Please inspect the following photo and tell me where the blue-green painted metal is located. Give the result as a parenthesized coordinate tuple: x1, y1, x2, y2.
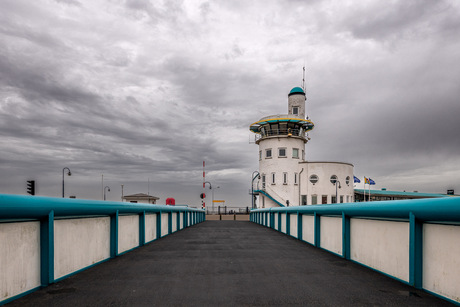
(157, 211, 162, 238)
(354, 189, 450, 199)
(168, 212, 172, 235)
(342, 212, 350, 260)
(297, 213, 302, 241)
(250, 197, 460, 304)
(0, 194, 203, 220)
(40, 210, 54, 286)
(139, 211, 145, 246)
(314, 212, 320, 247)
(110, 211, 118, 258)
(0, 194, 204, 305)
(409, 212, 423, 288)
(254, 190, 285, 207)
(289, 87, 305, 95)
(286, 213, 290, 236)
(250, 197, 460, 222)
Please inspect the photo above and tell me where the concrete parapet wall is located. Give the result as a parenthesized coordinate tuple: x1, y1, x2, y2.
(250, 197, 460, 304)
(0, 222, 40, 303)
(54, 217, 111, 280)
(0, 194, 204, 304)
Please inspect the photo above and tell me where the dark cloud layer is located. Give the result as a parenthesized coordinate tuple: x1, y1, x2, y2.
(1, 0, 460, 206)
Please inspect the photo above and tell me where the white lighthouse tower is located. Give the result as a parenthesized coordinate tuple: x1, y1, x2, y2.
(250, 87, 314, 207)
(250, 86, 354, 208)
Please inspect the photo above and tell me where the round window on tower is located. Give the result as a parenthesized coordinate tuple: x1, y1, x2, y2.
(346, 176, 350, 185)
(330, 175, 338, 184)
(309, 174, 318, 184)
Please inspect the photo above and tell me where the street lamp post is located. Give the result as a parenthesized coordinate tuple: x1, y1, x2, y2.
(62, 167, 71, 198)
(104, 186, 110, 201)
(335, 180, 341, 204)
(212, 186, 220, 214)
(204, 181, 211, 213)
(251, 171, 260, 209)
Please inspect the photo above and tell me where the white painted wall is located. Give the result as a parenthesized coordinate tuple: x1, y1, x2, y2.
(145, 214, 157, 242)
(302, 215, 315, 244)
(274, 213, 279, 230)
(172, 213, 177, 232)
(320, 217, 342, 256)
(350, 218, 409, 282)
(280, 213, 286, 233)
(54, 217, 110, 280)
(290, 214, 298, 238)
(161, 213, 168, 237)
(118, 215, 139, 254)
(300, 162, 354, 205)
(0, 222, 40, 302)
(423, 224, 460, 303)
(259, 137, 305, 207)
(179, 212, 183, 230)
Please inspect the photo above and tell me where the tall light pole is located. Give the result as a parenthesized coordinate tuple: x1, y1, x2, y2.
(104, 186, 110, 201)
(335, 180, 341, 204)
(62, 167, 71, 198)
(212, 186, 220, 214)
(251, 171, 260, 209)
(121, 184, 124, 202)
(204, 181, 211, 213)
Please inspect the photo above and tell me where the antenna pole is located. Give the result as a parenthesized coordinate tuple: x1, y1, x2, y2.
(302, 65, 306, 91)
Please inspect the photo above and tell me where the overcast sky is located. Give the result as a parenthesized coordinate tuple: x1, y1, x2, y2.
(1, 0, 460, 207)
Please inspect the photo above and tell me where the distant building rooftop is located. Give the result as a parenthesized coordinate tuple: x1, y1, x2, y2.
(123, 193, 159, 204)
(354, 189, 454, 202)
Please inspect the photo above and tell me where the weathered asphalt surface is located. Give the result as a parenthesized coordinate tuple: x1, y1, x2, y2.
(7, 221, 453, 306)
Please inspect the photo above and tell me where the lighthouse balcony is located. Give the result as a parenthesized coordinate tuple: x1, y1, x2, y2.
(254, 128, 306, 142)
(259, 114, 303, 121)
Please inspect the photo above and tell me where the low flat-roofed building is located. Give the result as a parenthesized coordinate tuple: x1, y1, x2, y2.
(122, 193, 159, 204)
(354, 189, 454, 202)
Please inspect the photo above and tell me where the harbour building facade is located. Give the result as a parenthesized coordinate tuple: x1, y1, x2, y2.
(250, 87, 354, 208)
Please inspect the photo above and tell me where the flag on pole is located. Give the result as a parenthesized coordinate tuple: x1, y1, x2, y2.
(368, 178, 376, 185)
(353, 176, 361, 183)
(364, 177, 369, 184)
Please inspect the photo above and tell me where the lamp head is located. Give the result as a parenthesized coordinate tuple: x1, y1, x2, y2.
(67, 171, 72, 176)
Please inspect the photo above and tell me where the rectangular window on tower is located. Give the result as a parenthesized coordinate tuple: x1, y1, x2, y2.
(259, 150, 262, 160)
(266, 149, 272, 159)
(294, 172, 298, 185)
(301, 195, 307, 206)
(292, 106, 299, 115)
(278, 148, 286, 157)
(262, 174, 266, 189)
(292, 148, 299, 159)
(271, 172, 276, 185)
(283, 172, 288, 185)
(312, 195, 318, 205)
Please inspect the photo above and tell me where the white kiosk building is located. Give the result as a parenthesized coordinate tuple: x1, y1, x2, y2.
(250, 87, 354, 208)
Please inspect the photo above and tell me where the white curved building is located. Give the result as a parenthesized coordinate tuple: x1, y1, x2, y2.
(250, 87, 354, 208)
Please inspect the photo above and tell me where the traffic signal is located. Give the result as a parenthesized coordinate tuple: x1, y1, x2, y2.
(27, 180, 35, 195)
(200, 193, 206, 199)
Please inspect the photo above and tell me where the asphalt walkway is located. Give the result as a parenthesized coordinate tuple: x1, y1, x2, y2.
(7, 221, 453, 306)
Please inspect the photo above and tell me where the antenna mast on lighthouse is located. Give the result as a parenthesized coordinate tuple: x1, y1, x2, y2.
(302, 65, 306, 92)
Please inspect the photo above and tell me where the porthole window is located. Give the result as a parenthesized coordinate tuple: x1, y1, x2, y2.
(309, 174, 318, 184)
(330, 175, 338, 184)
(346, 176, 350, 185)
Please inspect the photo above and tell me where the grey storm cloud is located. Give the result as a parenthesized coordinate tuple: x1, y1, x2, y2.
(1, 0, 460, 205)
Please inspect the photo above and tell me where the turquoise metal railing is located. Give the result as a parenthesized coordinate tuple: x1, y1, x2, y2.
(0, 194, 205, 305)
(250, 197, 460, 305)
